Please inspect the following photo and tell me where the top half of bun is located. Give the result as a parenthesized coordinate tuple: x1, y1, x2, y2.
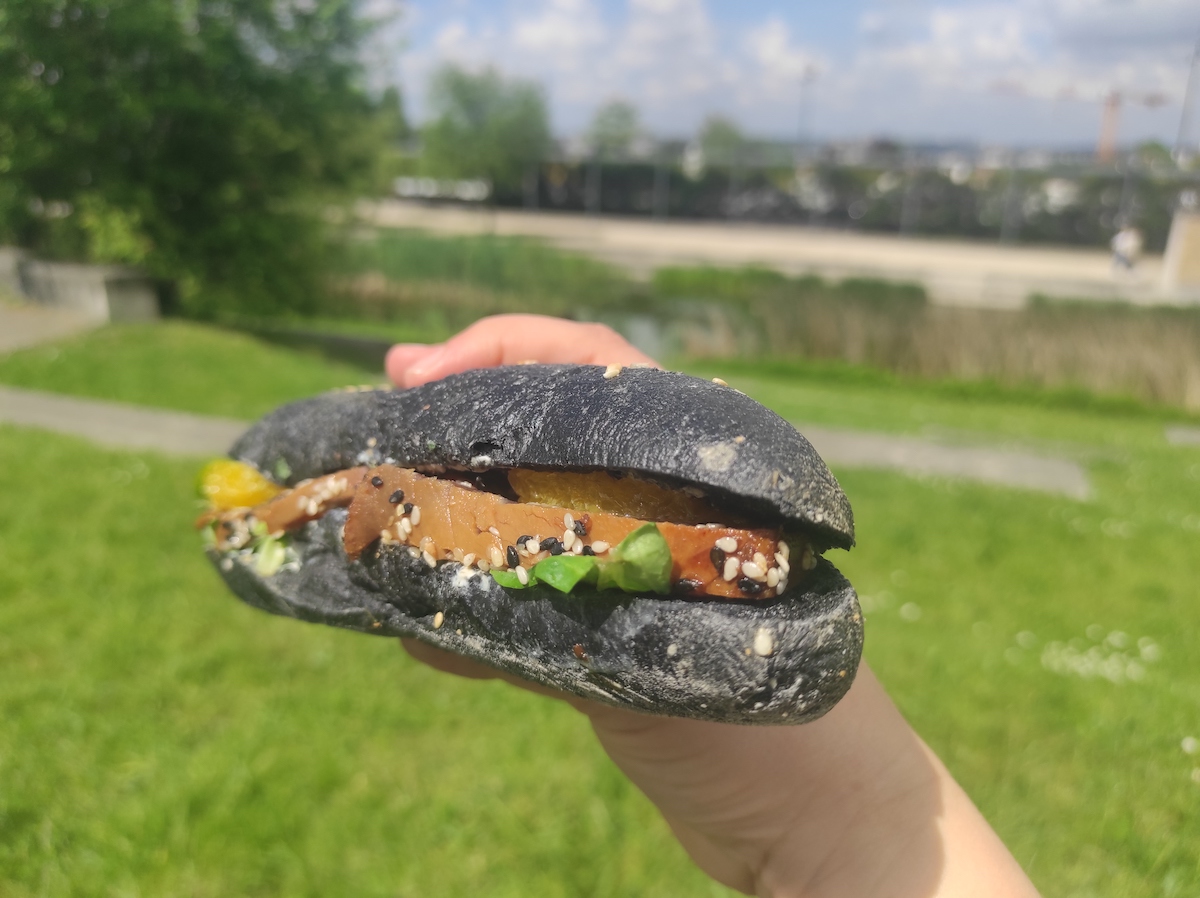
(231, 365, 855, 551)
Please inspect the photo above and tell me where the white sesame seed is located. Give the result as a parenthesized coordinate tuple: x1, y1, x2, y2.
(778, 540, 790, 561)
(776, 576, 788, 594)
(572, 542, 583, 555)
(715, 536, 737, 553)
(562, 529, 576, 551)
(742, 561, 766, 581)
(666, 643, 678, 657)
(767, 568, 780, 588)
(775, 552, 790, 574)
(399, 518, 412, 539)
(476, 558, 491, 572)
(564, 513, 574, 530)
(432, 611, 444, 629)
(452, 547, 464, 562)
(722, 556, 740, 581)
(591, 540, 610, 554)
(220, 557, 234, 571)
(410, 505, 421, 526)
(488, 526, 500, 537)
(525, 538, 540, 555)
(801, 547, 817, 570)
(379, 529, 390, 541)
(407, 547, 420, 559)
(489, 546, 506, 568)
(462, 553, 476, 568)
(712, 377, 728, 386)
(516, 566, 529, 585)
(753, 551, 768, 569)
(603, 363, 622, 379)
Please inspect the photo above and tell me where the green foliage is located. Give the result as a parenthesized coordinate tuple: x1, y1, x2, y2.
(421, 64, 551, 198)
(588, 100, 640, 161)
(0, 0, 390, 315)
(697, 115, 745, 166)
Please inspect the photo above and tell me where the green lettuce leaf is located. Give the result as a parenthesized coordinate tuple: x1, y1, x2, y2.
(596, 524, 672, 595)
(531, 555, 600, 593)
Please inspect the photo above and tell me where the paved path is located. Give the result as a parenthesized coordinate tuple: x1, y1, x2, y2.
(0, 384, 1092, 497)
(0, 302, 99, 353)
(1166, 426, 1200, 447)
(0, 385, 247, 456)
(359, 200, 1173, 310)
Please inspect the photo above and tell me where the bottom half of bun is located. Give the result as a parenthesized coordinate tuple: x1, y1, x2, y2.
(209, 509, 864, 725)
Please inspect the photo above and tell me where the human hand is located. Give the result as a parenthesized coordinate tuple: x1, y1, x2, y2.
(388, 314, 1040, 897)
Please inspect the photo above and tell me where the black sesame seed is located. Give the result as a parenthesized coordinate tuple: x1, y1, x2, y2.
(539, 536, 560, 552)
(709, 546, 726, 570)
(581, 545, 596, 556)
(673, 578, 703, 594)
(402, 502, 413, 514)
(506, 545, 519, 568)
(371, 475, 384, 488)
(388, 489, 404, 504)
(572, 519, 588, 537)
(517, 534, 531, 547)
(738, 577, 764, 595)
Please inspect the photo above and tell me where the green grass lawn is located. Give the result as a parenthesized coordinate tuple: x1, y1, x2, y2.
(3, 322, 1200, 895)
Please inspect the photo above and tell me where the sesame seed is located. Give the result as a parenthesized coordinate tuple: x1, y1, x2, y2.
(371, 475, 384, 488)
(741, 561, 766, 581)
(562, 529, 576, 551)
(432, 611, 444, 629)
(525, 538, 540, 555)
(712, 377, 728, 386)
(581, 545, 595, 556)
(733, 435, 745, 444)
(778, 540, 790, 561)
(715, 536, 737, 553)
(673, 578, 703, 594)
(590, 540, 609, 554)
(572, 519, 588, 537)
(572, 542, 583, 555)
(540, 536, 563, 555)
(709, 546, 726, 570)
(462, 553, 476, 567)
(379, 529, 391, 541)
(516, 566, 529, 585)
(489, 546, 506, 568)
(476, 558, 491, 572)
(753, 629, 775, 657)
(666, 643, 678, 656)
(767, 568, 780, 588)
(603, 363, 622, 379)
(775, 552, 790, 574)
(410, 506, 421, 526)
(398, 518, 412, 539)
(488, 526, 500, 537)
(407, 547, 420, 559)
(738, 577, 764, 595)
(564, 513, 574, 530)
(517, 534, 532, 550)
(388, 489, 404, 504)
(753, 552, 768, 571)
(722, 556, 740, 581)
(452, 547, 464, 562)
(402, 502, 413, 513)
(506, 545, 519, 568)
(776, 576, 788, 594)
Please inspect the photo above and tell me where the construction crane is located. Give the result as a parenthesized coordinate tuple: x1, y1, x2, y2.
(1096, 89, 1169, 163)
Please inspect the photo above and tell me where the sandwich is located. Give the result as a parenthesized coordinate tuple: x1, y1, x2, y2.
(198, 364, 863, 724)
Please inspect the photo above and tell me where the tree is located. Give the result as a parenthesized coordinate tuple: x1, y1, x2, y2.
(0, 0, 387, 315)
(421, 64, 551, 197)
(698, 116, 745, 166)
(588, 100, 639, 161)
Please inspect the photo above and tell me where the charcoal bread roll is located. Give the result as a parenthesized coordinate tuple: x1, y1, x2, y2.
(209, 365, 863, 724)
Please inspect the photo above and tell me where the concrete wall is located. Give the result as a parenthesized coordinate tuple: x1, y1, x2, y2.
(0, 249, 160, 322)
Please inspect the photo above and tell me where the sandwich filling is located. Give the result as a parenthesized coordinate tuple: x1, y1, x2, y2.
(199, 460, 816, 600)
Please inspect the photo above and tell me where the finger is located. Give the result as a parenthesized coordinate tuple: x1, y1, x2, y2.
(400, 638, 590, 704)
(404, 315, 658, 386)
(385, 343, 440, 388)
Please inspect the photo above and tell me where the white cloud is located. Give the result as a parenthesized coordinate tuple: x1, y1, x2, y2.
(386, 0, 1197, 144)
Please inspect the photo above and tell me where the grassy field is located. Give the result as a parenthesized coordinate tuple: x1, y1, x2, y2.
(2, 322, 1200, 896)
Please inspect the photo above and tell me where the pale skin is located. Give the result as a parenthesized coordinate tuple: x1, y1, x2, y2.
(386, 314, 1042, 898)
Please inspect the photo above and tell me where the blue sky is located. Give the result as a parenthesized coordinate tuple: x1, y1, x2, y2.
(364, 0, 1200, 148)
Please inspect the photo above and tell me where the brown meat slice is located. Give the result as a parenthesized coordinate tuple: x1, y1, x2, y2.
(344, 464, 803, 600)
(210, 467, 368, 548)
